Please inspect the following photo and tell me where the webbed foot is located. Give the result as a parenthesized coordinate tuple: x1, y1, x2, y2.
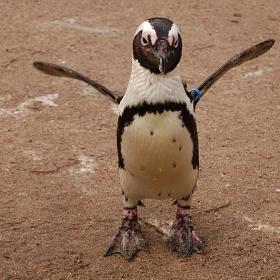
(105, 207, 146, 260)
(169, 206, 204, 255)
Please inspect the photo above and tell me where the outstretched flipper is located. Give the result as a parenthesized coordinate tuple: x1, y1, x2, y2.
(190, 39, 275, 104)
(33, 39, 274, 106)
(33, 61, 122, 104)
(105, 207, 146, 260)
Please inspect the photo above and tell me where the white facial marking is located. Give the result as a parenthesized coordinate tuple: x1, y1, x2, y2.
(134, 20, 154, 37)
(134, 20, 157, 45)
(168, 23, 180, 47)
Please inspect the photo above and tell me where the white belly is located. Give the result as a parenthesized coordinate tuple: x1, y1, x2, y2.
(119, 110, 198, 207)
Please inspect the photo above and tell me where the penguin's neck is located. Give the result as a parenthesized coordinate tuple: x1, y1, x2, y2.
(118, 59, 193, 115)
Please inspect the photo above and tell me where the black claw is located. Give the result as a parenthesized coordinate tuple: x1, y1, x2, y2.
(138, 200, 145, 207)
(172, 199, 178, 206)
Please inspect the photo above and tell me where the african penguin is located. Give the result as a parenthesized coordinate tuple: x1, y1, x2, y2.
(106, 18, 204, 260)
(32, 17, 275, 261)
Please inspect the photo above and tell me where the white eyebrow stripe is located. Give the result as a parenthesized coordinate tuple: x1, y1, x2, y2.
(134, 20, 156, 37)
(167, 23, 180, 46)
(168, 23, 180, 37)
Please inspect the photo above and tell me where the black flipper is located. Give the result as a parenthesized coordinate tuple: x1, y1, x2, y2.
(33, 39, 274, 105)
(33, 61, 122, 104)
(190, 39, 275, 104)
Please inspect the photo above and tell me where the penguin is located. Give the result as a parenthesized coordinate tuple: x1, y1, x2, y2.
(105, 17, 203, 259)
(33, 18, 274, 260)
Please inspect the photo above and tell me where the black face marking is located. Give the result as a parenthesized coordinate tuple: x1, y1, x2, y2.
(179, 145, 182, 151)
(121, 190, 125, 196)
(173, 163, 177, 168)
(148, 18, 173, 38)
(158, 193, 161, 197)
(168, 193, 171, 197)
(133, 18, 182, 75)
(173, 138, 176, 143)
(125, 196, 129, 202)
(117, 101, 199, 170)
(150, 130, 154, 136)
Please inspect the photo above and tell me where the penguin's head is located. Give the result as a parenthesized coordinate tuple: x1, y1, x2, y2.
(133, 18, 182, 75)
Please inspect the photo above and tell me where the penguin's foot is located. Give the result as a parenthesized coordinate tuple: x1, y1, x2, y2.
(168, 206, 204, 255)
(105, 207, 146, 260)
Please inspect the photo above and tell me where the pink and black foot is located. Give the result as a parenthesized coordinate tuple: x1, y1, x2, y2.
(105, 207, 146, 260)
(169, 205, 204, 255)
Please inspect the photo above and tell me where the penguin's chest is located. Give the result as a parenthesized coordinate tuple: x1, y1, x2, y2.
(119, 110, 196, 200)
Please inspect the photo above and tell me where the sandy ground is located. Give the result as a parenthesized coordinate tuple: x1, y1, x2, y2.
(0, 0, 279, 279)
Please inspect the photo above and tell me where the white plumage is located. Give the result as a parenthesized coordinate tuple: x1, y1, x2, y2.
(118, 60, 197, 208)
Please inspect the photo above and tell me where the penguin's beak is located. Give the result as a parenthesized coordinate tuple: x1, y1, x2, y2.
(153, 39, 170, 75)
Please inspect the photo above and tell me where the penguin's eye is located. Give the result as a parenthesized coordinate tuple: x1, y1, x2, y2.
(141, 36, 149, 46)
(173, 37, 178, 48)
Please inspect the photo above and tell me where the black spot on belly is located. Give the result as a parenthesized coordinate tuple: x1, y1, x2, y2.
(173, 162, 177, 168)
(173, 138, 176, 143)
(168, 193, 171, 197)
(158, 193, 161, 197)
(179, 145, 182, 151)
(150, 130, 154, 136)
(117, 101, 199, 170)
